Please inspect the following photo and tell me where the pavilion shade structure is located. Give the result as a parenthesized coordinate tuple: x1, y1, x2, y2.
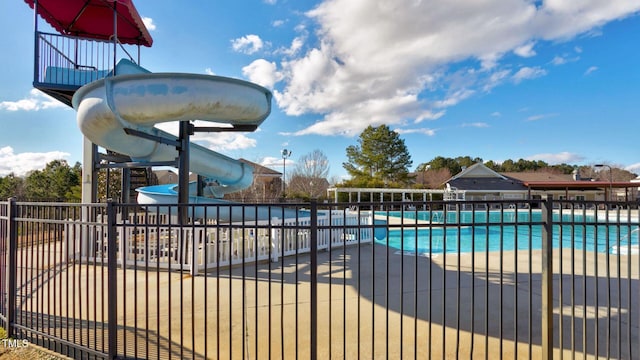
(25, 0, 152, 46)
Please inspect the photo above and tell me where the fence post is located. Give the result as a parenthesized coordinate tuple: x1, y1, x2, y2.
(6, 198, 17, 338)
(106, 200, 118, 359)
(541, 195, 554, 360)
(310, 200, 318, 360)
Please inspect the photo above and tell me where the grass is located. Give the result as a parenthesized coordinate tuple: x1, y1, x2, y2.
(0, 327, 67, 359)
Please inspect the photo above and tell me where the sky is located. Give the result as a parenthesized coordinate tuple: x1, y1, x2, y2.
(1, 0, 640, 181)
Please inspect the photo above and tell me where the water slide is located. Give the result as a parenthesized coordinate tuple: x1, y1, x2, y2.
(72, 60, 293, 222)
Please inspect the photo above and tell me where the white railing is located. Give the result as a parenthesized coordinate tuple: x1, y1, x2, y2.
(66, 211, 374, 274)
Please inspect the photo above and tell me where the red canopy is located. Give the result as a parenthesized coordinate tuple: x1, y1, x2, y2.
(25, 0, 153, 47)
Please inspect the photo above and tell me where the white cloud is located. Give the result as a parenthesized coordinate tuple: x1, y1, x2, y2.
(242, 59, 283, 88)
(551, 53, 579, 66)
(526, 113, 558, 121)
(195, 132, 257, 151)
(416, 110, 446, 123)
(483, 69, 511, 91)
(525, 152, 584, 165)
(260, 156, 289, 168)
(551, 56, 567, 65)
(142, 17, 156, 31)
(264, 0, 277, 4)
(0, 146, 70, 177)
(461, 122, 490, 128)
(514, 42, 536, 57)
(231, 34, 264, 55)
(433, 89, 475, 108)
(154, 121, 257, 151)
(204, 68, 215, 75)
(267, 0, 639, 137)
(394, 128, 437, 136)
(512, 66, 547, 83)
(0, 89, 68, 112)
(0, 98, 37, 111)
(584, 66, 598, 75)
(491, 112, 502, 117)
(272, 20, 285, 27)
(280, 93, 432, 137)
(277, 36, 306, 57)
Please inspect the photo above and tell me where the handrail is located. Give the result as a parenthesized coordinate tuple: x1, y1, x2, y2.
(119, 41, 136, 63)
(34, 31, 141, 88)
(37, 33, 98, 71)
(109, 34, 136, 64)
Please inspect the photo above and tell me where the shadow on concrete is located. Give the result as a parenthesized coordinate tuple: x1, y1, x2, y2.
(235, 242, 638, 359)
(4, 238, 638, 359)
(13, 309, 203, 359)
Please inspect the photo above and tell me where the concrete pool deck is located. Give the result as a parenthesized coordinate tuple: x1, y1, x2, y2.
(19, 242, 639, 359)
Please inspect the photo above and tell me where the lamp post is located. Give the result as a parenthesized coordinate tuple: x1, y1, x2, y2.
(281, 148, 292, 198)
(594, 164, 612, 201)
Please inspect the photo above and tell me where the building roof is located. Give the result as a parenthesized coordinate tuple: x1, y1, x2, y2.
(448, 162, 506, 181)
(521, 181, 638, 190)
(502, 171, 574, 183)
(445, 163, 515, 191)
(448, 177, 528, 192)
(445, 163, 639, 193)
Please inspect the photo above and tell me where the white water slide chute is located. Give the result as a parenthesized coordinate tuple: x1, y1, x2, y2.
(73, 66, 295, 222)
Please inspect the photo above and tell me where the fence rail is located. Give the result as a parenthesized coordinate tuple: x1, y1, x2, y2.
(1, 198, 639, 359)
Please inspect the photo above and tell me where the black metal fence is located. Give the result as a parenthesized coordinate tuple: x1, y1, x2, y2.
(1, 197, 638, 359)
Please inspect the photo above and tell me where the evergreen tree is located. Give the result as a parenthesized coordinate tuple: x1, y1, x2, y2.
(343, 125, 413, 187)
(0, 173, 25, 200)
(24, 160, 81, 201)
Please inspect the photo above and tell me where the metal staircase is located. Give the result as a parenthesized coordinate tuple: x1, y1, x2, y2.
(127, 167, 156, 203)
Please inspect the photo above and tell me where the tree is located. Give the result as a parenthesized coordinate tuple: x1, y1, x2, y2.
(549, 163, 576, 175)
(291, 149, 330, 180)
(455, 156, 483, 170)
(343, 125, 413, 187)
(24, 160, 81, 201)
(416, 156, 481, 176)
(593, 164, 637, 182)
(288, 150, 331, 199)
(0, 173, 25, 200)
(484, 160, 500, 171)
(288, 175, 330, 200)
(413, 167, 450, 189)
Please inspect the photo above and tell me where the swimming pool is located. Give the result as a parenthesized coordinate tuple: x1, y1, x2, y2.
(375, 210, 639, 255)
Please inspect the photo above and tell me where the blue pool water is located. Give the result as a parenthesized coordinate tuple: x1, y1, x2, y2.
(375, 210, 639, 255)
